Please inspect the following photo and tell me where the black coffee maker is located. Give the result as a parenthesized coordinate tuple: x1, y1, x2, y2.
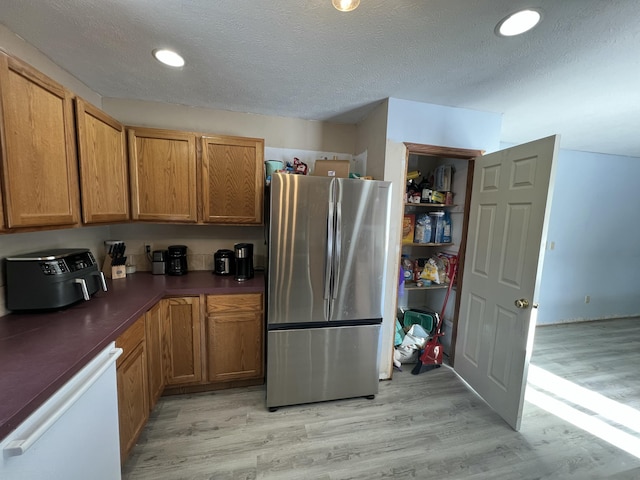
(167, 245, 188, 275)
(213, 249, 235, 276)
(234, 243, 254, 281)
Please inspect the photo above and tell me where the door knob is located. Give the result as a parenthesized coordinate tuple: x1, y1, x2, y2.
(514, 298, 530, 309)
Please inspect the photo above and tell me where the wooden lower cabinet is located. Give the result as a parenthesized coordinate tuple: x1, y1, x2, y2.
(114, 293, 265, 462)
(116, 315, 149, 463)
(206, 293, 264, 383)
(163, 297, 202, 386)
(145, 300, 165, 410)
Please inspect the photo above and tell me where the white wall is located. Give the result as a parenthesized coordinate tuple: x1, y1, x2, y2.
(381, 140, 408, 378)
(536, 149, 640, 324)
(386, 98, 503, 153)
(0, 24, 101, 106)
(356, 100, 389, 181)
(102, 98, 356, 154)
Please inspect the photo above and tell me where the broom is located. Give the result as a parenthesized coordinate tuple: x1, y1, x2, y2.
(411, 262, 457, 375)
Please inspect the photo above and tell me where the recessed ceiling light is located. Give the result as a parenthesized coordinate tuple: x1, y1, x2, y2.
(496, 9, 541, 37)
(332, 0, 360, 12)
(153, 49, 185, 68)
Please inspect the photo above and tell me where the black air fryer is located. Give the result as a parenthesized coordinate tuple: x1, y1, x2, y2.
(4, 248, 108, 311)
(234, 243, 254, 281)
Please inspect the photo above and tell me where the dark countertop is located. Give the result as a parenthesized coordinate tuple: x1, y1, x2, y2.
(0, 270, 265, 442)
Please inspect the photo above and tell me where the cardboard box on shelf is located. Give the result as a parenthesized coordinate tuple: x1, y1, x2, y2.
(402, 214, 415, 244)
(312, 160, 350, 178)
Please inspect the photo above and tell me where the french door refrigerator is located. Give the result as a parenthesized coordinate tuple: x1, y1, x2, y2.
(266, 173, 392, 410)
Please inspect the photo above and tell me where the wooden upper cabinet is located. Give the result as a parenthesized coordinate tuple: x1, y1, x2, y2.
(0, 52, 80, 228)
(201, 135, 264, 224)
(128, 127, 197, 222)
(75, 98, 129, 224)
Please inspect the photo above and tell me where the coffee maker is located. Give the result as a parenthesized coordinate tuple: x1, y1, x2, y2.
(214, 249, 235, 276)
(234, 243, 254, 281)
(167, 245, 188, 275)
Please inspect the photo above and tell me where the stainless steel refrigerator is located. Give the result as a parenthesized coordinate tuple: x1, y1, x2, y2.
(266, 173, 392, 410)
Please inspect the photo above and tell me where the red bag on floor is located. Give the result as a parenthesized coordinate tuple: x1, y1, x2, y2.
(419, 333, 444, 365)
(411, 263, 457, 375)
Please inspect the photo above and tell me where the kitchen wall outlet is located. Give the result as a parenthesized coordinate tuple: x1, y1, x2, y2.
(585, 295, 591, 304)
(145, 244, 152, 254)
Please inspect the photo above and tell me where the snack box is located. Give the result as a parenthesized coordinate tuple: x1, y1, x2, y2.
(402, 214, 415, 244)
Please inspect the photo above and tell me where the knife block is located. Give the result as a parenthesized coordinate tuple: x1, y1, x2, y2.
(102, 256, 113, 278)
(102, 257, 126, 279)
(111, 265, 126, 279)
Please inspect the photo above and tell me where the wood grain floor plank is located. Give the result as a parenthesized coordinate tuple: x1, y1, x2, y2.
(124, 317, 640, 479)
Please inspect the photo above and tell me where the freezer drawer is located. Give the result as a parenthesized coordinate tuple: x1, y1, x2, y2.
(266, 324, 380, 409)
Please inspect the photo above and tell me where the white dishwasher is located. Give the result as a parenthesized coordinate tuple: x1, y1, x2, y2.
(1, 342, 123, 480)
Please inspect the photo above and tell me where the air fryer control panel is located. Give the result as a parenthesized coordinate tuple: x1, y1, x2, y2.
(39, 251, 97, 275)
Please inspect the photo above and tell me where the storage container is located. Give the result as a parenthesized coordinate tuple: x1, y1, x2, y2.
(429, 211, 445, 243)
(433, 165, 452, 191)
(403, 310, 435, 334)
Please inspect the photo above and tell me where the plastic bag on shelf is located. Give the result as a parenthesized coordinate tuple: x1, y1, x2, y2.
(414, 213, 432, 243)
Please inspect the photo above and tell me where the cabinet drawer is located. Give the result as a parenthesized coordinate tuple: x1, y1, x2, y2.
(115, 315, 145, 363)
(206, 293, 263, 314)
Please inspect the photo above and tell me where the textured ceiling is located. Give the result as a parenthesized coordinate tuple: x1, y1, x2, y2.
(1, 0, 639, 157)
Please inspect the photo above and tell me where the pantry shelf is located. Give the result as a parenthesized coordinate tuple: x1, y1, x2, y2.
(404, 282, 449, 291)
(403, 242, 454, 248)
(404, 203, 457, 208)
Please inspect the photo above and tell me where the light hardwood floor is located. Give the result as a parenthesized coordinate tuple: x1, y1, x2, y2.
(123, 318, 640, 479)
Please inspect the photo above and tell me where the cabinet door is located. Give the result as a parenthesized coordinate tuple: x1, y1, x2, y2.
(201, 135, 264, 224)
(0, 53, 80, 228)
(207, 312, 264, 382)
(75, 98, 129, 223)
(164, 297, 202, 385)
(116, 316, 149, 463)
(128, 127, 197, 222)
(145, 301, 166, 410)
(116, 341, 148, 462)
(206, 293, 264, 382)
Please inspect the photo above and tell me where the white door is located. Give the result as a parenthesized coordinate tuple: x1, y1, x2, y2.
(454, 135, 559, 431)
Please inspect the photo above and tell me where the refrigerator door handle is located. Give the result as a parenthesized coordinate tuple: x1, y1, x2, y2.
(324, 200, 335, 302)
(332, 201, 342, 300)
